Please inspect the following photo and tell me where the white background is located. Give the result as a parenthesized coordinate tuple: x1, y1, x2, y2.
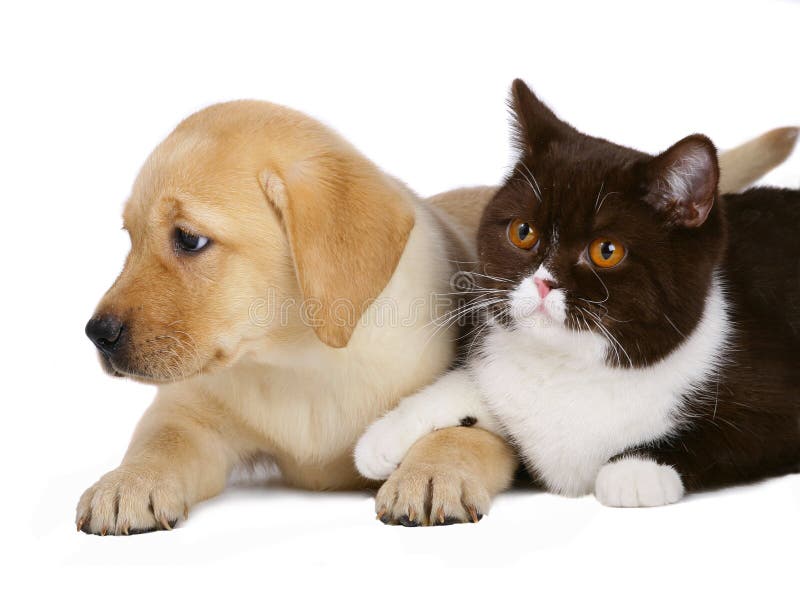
(1, 0, 798, 593)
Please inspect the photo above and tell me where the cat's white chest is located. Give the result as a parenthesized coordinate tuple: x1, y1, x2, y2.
(474, 342, 682, 495)
(473, 284, 729, 496)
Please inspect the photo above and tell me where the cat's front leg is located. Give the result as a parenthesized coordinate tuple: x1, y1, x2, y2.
(354, 368, 499, 480)
(594, 454, 685, 508)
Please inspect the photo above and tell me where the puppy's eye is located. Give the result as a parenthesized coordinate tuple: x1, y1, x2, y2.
(508, 218, 539, 250)
(175, 228, 211, 253)
(589, 237, 626, 268)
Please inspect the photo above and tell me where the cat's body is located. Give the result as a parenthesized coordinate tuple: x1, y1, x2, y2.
(356, 80, 800, 506)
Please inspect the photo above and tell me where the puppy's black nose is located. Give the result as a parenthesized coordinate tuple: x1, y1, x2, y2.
(85, 314, 124, 354)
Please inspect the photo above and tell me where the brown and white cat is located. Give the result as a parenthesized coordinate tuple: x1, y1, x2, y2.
(355, 79, 800, 508)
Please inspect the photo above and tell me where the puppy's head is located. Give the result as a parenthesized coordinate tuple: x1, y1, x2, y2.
(86, 101, 415, 384)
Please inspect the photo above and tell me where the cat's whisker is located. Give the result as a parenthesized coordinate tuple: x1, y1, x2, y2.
(465, 316, 497, 359)
(513, 166, 535, 197)
(418, 297, 506, 357)
(569, 310, 592, 336)
(468, 271, 517, 285)
(437, 294, 506, 318)
(594, 187, 620, 214)
(436, 289, 509, 297)
(576, 299, 632, 324)
(518, 162, 543, 202)
(578, 296, 607, 306)
(664, 314, 686, 339)
(593, 181, 605, 213)
(425, 307, 484, 333)
(424, 296, 507, 331)
(587, 267, 611, 305)
(580, 306, 633, 368)
(513, 167, 535, 196)
(604, 314, 632, 324)
(597, 324, 628, 367)
(603, 326, 633, 368)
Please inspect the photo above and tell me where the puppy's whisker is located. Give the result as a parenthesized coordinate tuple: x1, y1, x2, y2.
(152, 330, 203, 377)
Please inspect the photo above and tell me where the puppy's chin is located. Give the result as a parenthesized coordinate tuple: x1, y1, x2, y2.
(96, 346, 240, 385)
(96, 351, 190, 385)
(97, 352, 125, 378)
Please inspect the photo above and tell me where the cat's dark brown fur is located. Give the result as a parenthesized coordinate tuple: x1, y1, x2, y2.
(629, 187, 800, 490)
(476, 80, 800, 492)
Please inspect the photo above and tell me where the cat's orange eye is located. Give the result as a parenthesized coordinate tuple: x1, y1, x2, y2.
(588, 237, 626, 268)
(508, 218, 539, 250)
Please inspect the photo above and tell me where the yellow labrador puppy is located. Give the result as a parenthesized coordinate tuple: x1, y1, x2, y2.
(77, 99, 796, 533)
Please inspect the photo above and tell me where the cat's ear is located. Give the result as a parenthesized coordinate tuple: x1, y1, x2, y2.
(645, 134, 719, 228)
(509, 79, 571, 156)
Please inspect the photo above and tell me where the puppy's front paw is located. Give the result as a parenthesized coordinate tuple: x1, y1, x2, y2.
(76, 465, 188, 535)
(375, 461, 489, 526)
(594, 457, 684, 508)
(355, 414, 422, 480)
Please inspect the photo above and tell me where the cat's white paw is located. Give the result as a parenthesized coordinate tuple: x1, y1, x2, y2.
(355, 413, 423, 480)
(594, 456, 684, 507)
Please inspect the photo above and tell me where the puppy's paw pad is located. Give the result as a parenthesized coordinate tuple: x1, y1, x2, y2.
(76, 466, 188, 536)
(595, 457, 684, 508)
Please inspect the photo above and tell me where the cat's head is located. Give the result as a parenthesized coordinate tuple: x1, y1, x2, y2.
(477, 79, 727, 367)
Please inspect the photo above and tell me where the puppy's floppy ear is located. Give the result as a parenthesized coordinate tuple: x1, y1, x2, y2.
(509, 79, 574, 157)
(261, 155, 415, 348)
(645, 134, 719, 228)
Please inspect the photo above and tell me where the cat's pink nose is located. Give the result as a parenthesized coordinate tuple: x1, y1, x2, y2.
(534, 277, 552, 299)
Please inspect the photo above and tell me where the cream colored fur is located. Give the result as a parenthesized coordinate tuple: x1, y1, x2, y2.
(76, 101, 515, 534)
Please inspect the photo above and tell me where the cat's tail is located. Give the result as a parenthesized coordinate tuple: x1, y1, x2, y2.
(719, 127, 799, 194)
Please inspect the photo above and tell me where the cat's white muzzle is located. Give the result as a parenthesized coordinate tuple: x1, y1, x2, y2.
(509, 275, 568, 329)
